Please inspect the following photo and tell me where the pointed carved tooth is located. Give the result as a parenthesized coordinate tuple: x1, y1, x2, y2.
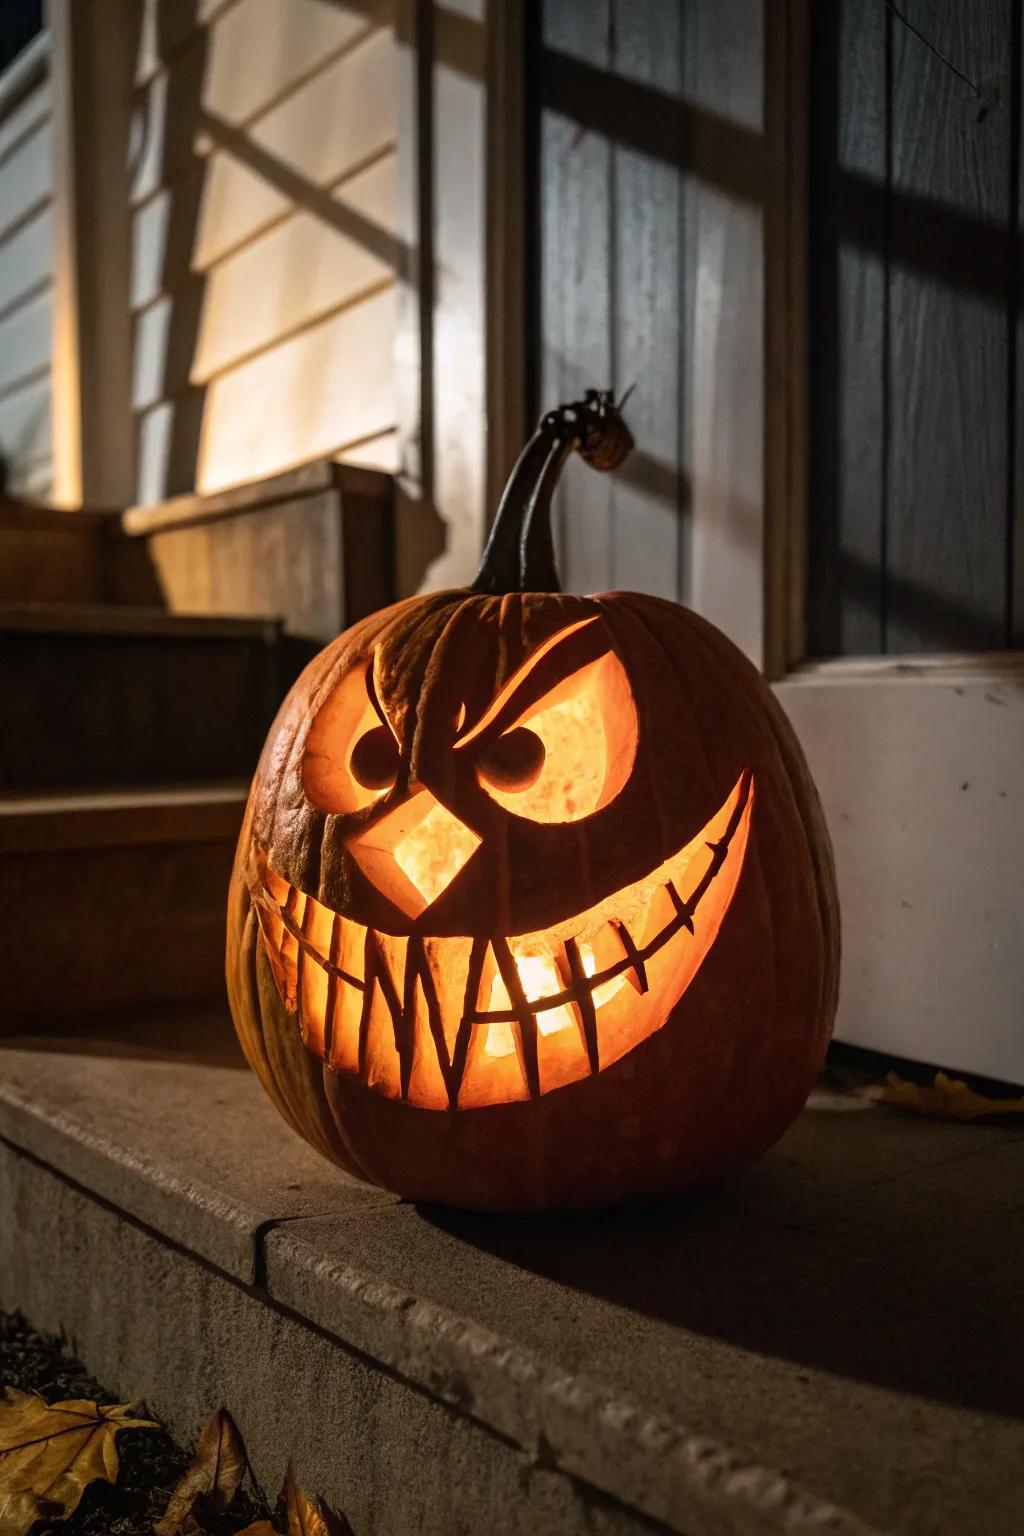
(613, 919, 650, 994)
(322, 911, 343, 1061)
(295, 894, 321, 1045)
(329, 917, 363, 1075)
(281, 891, 302, 978)
(397, 936, 424, 1101)
(358, 928, 377, 1078)
(305, 894, 336, 966)
(563, 939, 600, 1074)
(448, 937, 488, 1108)
(491, 938, 540, 1099)
(254, 900, 293, 1009)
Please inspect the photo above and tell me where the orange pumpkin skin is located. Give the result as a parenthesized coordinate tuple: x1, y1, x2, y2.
(226, 576, 839, 1211)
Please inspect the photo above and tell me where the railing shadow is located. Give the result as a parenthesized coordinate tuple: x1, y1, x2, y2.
(139, 0, 212, 500)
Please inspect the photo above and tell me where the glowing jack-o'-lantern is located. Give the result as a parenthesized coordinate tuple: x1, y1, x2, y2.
(227, 392, 839, 1210)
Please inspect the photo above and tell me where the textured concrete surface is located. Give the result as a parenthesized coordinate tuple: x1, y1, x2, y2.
(0, 1141, 663, 1536)
(265, 1107, 1024, 1536)
(1, 1021, 1023, 1534)
(0, 1142, 672, 1536)
(0, 1014, 394, 1280)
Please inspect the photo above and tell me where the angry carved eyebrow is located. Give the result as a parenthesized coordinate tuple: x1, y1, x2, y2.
(367, 650, 402, 743)
(454, 615, 603, 749)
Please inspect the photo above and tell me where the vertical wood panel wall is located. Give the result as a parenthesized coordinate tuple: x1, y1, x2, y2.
(809, 0, 1020, 656)
(531, 0, 766, 663)
(0, 47, 54, 500)
(130, 0, 401, 506)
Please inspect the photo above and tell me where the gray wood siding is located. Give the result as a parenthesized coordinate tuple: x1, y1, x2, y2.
(809, 0, 1019, 656)
(0, 69, 53, 499)
(531, 0, 764, 650)
(535, 0, 687, 602)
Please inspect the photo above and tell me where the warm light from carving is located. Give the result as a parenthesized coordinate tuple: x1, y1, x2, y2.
(476, 649, 638, 823)
(252, 772, 754, 1111)
(348, 789, 482, 917)
(304, 659, 399, 814)
(394, 799, 482, 909)
(579, 940, 628, 1008)
(484, 952, 574, 1058)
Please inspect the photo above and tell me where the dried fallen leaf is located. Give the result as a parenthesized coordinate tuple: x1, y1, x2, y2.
(284, 1469, 354, 1536)
(865, 1070, 1024, 1120)
(154, 1408, 247, 1536)
(0, 1387, 157, 1536)
(236, 1524, 276, 1536)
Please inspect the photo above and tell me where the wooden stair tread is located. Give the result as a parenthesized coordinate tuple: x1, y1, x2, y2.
(0, 601, 281, 640)
(0, 782, 248, 852)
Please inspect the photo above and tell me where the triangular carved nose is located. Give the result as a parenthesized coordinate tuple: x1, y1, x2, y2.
(346, 786, 481, 917)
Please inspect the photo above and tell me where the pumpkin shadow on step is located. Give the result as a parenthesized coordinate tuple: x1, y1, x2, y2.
(418, 1099, 1024, 1421)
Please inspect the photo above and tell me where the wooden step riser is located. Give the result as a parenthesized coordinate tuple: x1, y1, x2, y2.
(2, 833, 237, 1026)
(2, 633, 285, 790)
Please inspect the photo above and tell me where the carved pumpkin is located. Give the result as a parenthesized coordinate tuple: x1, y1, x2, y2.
(227, 392, 839, 1211)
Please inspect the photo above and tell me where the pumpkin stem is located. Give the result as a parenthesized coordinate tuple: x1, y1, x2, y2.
(471, 389, 634, 594)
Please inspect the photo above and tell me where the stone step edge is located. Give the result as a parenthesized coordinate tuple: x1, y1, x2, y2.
(0, 1079, 879, 1536)
(267, 1219, 883, 1536)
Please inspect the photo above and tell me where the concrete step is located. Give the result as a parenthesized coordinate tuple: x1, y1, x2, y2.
(0, 783, 246, 1026)
(0, 602, 303, 791)
(0, 1016, 1021, 1536)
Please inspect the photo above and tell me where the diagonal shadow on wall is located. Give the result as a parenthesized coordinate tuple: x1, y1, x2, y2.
(138, 0, 212, 501)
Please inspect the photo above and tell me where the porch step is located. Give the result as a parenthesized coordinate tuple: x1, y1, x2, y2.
(0, 783, 246, 1025)
(0, 602, 297, 791)
(0, 1016, 1021, 1536)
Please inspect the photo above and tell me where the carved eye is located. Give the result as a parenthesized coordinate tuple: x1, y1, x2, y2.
(350, 725, 400, 790)
(474, 650, 638, 824)
(477, 727, 545, 791)
(303, 659, 400, 813)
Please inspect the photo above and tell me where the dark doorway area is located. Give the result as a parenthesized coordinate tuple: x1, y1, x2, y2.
(0, 0, 42, 74)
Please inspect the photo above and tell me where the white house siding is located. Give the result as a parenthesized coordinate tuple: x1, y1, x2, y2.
(0, 60, 54, 500)
(130, 0, 400, 505)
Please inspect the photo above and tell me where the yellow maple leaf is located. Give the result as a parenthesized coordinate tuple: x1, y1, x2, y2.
(284, 1469, 354, 1536)
(154, 1408, 247, 1536)
(0, 1387, 157, 1536)
(866, 1070, 1024, 1120)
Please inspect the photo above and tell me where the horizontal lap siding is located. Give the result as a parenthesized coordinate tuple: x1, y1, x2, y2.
(195, 286, 398, 493)
(131, 6, 399, 504)
(0, 74, 53, 498)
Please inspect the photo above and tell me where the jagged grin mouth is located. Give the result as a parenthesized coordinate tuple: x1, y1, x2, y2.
(249, 771, 753, 1111)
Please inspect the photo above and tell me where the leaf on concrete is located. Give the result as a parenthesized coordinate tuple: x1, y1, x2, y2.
(0, 1386, 157, 1536)
(154, 1408, 248, 1536)
(866, 1070, 1024, 1120)
(284, 1469, 355, 1536)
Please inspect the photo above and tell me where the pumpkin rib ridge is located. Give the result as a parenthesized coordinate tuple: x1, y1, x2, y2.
(648, 595, 839, 1026)
(622, 593, 827, 911)
(254, 941, 356, 1168)
(318, 1063, 379, 1184)
(608, 598, 799, 1101)
(615, 593, 835, 1079)
(652, 600, 837, 1063)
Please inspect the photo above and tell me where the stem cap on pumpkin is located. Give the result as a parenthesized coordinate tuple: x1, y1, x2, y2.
(472, 389, 634, 595)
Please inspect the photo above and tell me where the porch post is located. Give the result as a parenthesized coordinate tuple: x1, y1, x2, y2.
(49, 0, 138, 508)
